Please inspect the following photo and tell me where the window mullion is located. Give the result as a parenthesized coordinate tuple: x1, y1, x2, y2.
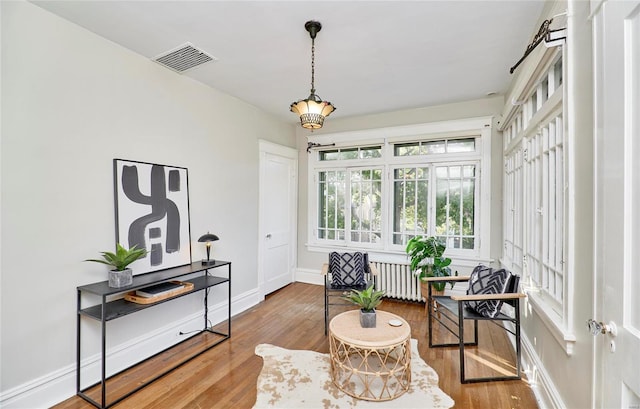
(344, 170, 351, 244)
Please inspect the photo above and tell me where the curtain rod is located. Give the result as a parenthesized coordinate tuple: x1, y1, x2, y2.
(307, 142, 335, 153)
(510, 14, 566, 74)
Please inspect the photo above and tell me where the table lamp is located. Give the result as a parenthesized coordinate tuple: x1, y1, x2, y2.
(198, 232, 219, 266)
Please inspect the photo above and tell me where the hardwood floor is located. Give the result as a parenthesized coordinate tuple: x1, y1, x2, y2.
(54, 282, 538, 409)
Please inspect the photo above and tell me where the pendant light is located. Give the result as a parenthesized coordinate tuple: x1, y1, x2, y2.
(290, 20, 336, 130)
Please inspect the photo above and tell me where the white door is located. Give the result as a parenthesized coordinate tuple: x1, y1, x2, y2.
(258, 140, 297, 296)
(593, 1, 640, 407)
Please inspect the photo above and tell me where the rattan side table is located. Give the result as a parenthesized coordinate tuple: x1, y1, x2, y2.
(329, 310, 411, 401)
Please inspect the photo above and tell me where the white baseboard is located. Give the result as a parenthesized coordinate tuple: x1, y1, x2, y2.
(0, 287, 261, 409)
(521, 331, 566, 409)
(295, 268, 323, 286)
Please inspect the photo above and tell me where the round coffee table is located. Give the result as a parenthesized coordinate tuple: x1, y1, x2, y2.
(328, 310, 411, 401)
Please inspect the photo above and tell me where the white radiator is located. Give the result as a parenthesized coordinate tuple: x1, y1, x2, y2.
(372, 261, 422, 302)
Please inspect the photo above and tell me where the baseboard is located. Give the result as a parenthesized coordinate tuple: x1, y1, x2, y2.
(521, 331, 566, 409)
(295, 268, 323, 286)
(0, 287, 261, 409)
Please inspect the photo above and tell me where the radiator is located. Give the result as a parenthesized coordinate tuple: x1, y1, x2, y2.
(372, 261, 423, 302)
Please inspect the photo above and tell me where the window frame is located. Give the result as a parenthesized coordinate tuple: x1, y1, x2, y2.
(500, 47, 576, 353)
(306, 117, 493, 265)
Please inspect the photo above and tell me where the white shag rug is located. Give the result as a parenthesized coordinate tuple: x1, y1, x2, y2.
(253, 339, 454, 408)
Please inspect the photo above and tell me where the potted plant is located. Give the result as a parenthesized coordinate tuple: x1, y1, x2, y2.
(343, 283, 385, 328)
(85, 243, 148, 288)
(406, 236, 456, 301)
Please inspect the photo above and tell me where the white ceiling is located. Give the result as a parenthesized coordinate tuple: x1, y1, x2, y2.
(31, 0, 547, 124)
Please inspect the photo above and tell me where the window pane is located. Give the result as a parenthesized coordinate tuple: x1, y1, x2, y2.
(317, 170, 345, 240)
(319, 150, 339, 161)
(463, 179, 475, 236)
(463, 165, 475, 177)
(435, 165, 476, 249)
(462, 237, 475, 249)
(554, 58, 563, 88)
(423, 140, 446, 154)
(360, 146, 382, 158)
(447, 138, 476, 153)
(350, 168, 382, 244)
(394, 142, 419, 156)
(392, 167, 429, 245)
(435, 178, 448, 234)
(340, 148, 358, 160)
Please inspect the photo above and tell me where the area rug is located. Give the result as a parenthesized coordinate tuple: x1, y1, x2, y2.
(253, 339, 454, 408)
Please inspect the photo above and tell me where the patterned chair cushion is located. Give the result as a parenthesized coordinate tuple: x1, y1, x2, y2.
(329, 252, 367, 288)
(465, 265, 512, 318)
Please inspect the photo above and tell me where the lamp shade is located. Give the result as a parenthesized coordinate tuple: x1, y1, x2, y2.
(290, 93, 336, 130)
(198, 233, 219, 243)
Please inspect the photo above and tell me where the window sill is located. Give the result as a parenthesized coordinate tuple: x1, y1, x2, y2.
(524, 289, 577, 356)
(306, 243, 492, 268)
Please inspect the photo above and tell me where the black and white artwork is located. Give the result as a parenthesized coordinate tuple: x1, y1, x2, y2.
(114, 159, 191, 274)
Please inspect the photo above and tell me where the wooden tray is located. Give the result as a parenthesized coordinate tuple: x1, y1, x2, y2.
(124, 281, 194, 304)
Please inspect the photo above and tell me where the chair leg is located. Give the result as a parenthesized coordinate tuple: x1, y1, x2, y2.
(459, 302, 466, 383)
(515, 299, 522, 379)
(324, 276, 329, 336)
(428, 284, 434, 347)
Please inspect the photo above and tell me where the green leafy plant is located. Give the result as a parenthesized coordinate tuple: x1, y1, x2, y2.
(85, 243, 148, 271)
(406, 236, 456, 291)
(343, 284, 385, 312)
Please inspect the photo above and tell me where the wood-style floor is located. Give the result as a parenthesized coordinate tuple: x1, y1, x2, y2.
(54, 282, 539, 409)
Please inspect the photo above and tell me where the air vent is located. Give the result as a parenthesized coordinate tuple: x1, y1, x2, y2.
(153, 43, 217, 73)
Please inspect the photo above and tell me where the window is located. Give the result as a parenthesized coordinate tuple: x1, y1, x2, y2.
(349, 169, 382, 243)
(317, 170, 345, 240)
(317, 168, 383, 244)
(308, 119, 492, 261)
(394, 138, 475, 156)
(502, 52, 567, 319)
(525, 115, 564, 310)
(319, 145, 382, 161)
(435, 164, 477, 250)
(392, 167, 429, 245)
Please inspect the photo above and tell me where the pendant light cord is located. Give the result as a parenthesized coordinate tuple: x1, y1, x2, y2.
(310, 37, 316, 94)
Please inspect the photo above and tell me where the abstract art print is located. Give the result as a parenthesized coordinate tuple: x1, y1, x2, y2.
(114, 159, 191, 274)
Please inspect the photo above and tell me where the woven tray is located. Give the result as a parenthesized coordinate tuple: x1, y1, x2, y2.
(124, 281, 194, 304)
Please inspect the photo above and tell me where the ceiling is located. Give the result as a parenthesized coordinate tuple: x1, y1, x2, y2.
(31, 1, 547, 125)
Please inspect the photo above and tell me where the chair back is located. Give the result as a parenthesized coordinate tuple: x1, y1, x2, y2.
(328, 252, 369, 288)
(503, 273, 520, 308)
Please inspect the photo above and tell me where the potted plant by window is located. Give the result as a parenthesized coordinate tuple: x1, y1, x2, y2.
(343, 283, 385, 328)
(85, 243, 148, 288)
(405, 236, 456, 307)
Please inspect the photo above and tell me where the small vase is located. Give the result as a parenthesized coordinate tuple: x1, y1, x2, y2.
(108, 268, 133, 288)
(360, 309, 376, 328)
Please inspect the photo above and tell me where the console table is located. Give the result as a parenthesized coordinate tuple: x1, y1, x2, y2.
(76, 260, 231, 409)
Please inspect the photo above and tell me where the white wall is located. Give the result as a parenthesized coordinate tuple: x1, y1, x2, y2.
(0, 1, 294, 406)
(294, 96, 505, 277)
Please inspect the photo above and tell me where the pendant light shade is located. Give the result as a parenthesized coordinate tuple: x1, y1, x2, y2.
(290, 93, 336, 130)
(290, 20, 335, 130)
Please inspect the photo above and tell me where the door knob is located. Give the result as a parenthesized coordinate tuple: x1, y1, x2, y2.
(586, 319, 617, 337)
(266, 233, 272, 239)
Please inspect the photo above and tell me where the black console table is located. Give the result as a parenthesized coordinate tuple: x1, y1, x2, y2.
(76, 260, 231, 409)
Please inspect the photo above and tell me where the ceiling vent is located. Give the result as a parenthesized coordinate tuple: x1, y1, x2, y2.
(153, 43, 217, 73)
